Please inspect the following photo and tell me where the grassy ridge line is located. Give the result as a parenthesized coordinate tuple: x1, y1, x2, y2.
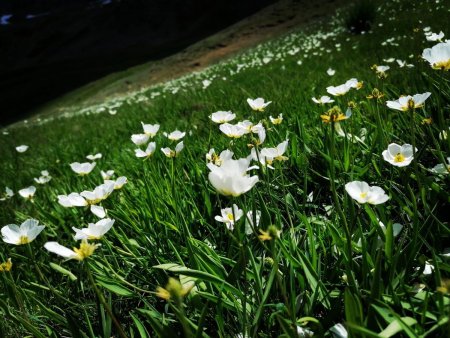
(0, 0, 449, 337)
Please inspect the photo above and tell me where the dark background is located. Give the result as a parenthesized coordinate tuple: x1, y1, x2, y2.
(0, 0, 275, 125)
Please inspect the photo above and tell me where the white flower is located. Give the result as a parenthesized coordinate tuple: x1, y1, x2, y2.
(207, 157, 259, 197)
(396, 59, 414, 68)
(425, 31, 444, 42)
(202, 79, 211, 89)
(247, 98, 272, 111)
(2, 219, 45, 245)
(251, 148, 273, 169)
(296, 326, 314, 338)
(112, 176, 127, 190)
(432, 157, 450, 174)
(382, 143, 416, 167)
(327, 68, 336, 76)
(219, 123, 246, 138)
(15, 145, 29, 153)
(345, 181, 389, 205)
(214, 205, 243, 230)
(269, 114, 283, 125)
(326, 84, 351, 96)
(236, 120, 254, 134)
(312, 96, 335, 104)
(329, 323, 348, 338)
(165, 130, 186, 141)
(206, 149, 234, 166)
(141, 122, 160, 137)
(422, 261, 434, 275)
(131, 133, 150, 146)
(80, 181, 115, 204)
(86, 153, 102, 161)
(0, 187, 14, 201)
(210, 111, 236, 124)
(72, 218, 115, 240)
(439, 127, 449, 140)
(422, 42, 450, 70)
(135, 142, 156, 158)
(161, 141, 184, 158)
(19, 186, 36, 200)
(386, 93, 431, 111)
(70, 162, 96, 175)
(245, 210, 261, 235)
(101, 170, 114, 180)
(374, 65, 390, 76)
(345, 78, 362, 89)
(34, 175, 51, 184)
(90, 205, 106, 218)
(58, 193, 88, 207)
(383, 57, 395, 63)
(260, 140, 289, 164)
(44, 240, 101, 261)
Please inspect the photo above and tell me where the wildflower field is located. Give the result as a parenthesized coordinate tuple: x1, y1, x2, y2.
(1, 0, 450, 336)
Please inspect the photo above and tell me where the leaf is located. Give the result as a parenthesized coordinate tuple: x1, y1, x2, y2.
(49, 262, 78, 281)
(96, 278, 134, 297)
(379, 317, 417, 338)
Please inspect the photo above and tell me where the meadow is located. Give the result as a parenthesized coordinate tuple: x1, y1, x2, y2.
(0, 0, 449, 336)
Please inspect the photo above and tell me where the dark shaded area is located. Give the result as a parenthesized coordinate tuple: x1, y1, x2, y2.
(0, 0, 275, 125)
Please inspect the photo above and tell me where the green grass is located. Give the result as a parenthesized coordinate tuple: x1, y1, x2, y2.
(1, 0, 450, 337)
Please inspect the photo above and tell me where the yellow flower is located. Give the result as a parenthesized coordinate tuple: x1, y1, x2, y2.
(421, 117, 432, 125)
(366, 88, 384, 100)
(437, 279, 450, 294)
(156, 277, 193, 301)
(0, 258, 12, 272)
(320, 106, 348, 123)
(258, 225, 281, 241)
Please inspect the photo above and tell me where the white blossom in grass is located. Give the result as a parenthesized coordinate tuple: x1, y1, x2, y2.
(86, 153, 102, 161)
(345, 78, 363, 89)
(161, 141, 184, 158)
(345, 181, 389, 205)
(247, 98, 271, 112)
(80, 181, 115, 205)
(206, 149, 234, 166)
(135, 142, 156, 159)
(19, 186, 36, 200)
(251, 148, 273, 169)
(245, 210, 261, 235)
(15, 145, 29, 153)
(219, 123, 246, 138)
(326, 84, 351, 96)
(296, 326, 314, 338)
(236, 120, 254, 134)
(210, 111, 236, 124)
(101, 170, 114, 180)
(72, 218, 115, 240)
(141, 122, 160, 137)
(396, 59, 414, 68)
(269, 114, 283, 125)
(112, 176, 127, 190)
(422, 42, 450, 70)
(2, 219, 45, 245)
(44, 240, 100, 261)
(382, 143, 416, 167)
(439, 127, 449, 140)
(70, 162, 96, 176)
(90, 205, 106, 218)
(425, 31, 444, 42)
(383, 58, 395, 63)
(422, 261, 434, 275)
(327, 68, 336, 76)
(165, 130, 185, 141)
(432, 157, 450, 174)
(131, 133, 150, 146)
(214, 205, 243, 230)
(202, 79, 211, 89)
(207, 157, 259, 197)
(386, 93, 431, 111)
(0, 187, 14, 201)
(373, 65, 390, 77)
(58, 193, 87, 207)
(312, 95, 335, 104)
(260, 140, 289, 164)
(329, 323, 348, 338)
(34, 170, 52, 184)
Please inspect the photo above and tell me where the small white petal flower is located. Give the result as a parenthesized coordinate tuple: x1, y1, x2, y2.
(269, 114, 283, 125)
(1, 219, 45, 245)
(113, 176, 127, 189)
(312, 95, 335, 104)
(422, 261, 434, 275)
(425, 31, 444, 42)
(210, 111, 236, 124)
(327, 68, 336, 76)
(15, 145, 29, 153)
(19, 186, 36, 200)
(86, 153, 102, 161)
(72, 218, 115, 240)
(260, 140, 289, 163)
(135, 142, 156, 159)
(247, 98, 272, 111)
(80, 181, 115, 204)
(329, 323, 348, 338)
(219, 123, 246, 138)
(345, 78, 362, 89)
(214, 204, 243, 230)
(245, 210, 261, 235)
(161, 141, 184, 158)
(141, 122, 160, 137)
(382, 143, 416, 167)
(131, 133, 150, 145)
(345, 181, 389, 205)
(58, 193, 87, 207)
(44, 240, 101, 261)
(236, 120, 254, 134)
(34, 175, 52, 184)
(0, 187, 14, 201)
(101, 170, 115, 180)
(165, 130, 186, 141)
(422, 41, 450, 70)
(70, 162, 96, 175)
(326, 84, 351, 96)
(386, 93, 431, 111)
(90, 205, 106, 218)
(432, 157, 450, 174)
(206, 149, 234, 166)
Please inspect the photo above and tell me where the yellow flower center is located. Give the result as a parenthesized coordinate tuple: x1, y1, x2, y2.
(0, 258, 12, 272)
(73, 241, 98, 260)
(227, 213, 234, 221)
(19, 236, 30, 245)
(394, 153, 405, 163)
(360, 192, 368, 199)
(433, 60, 450, 71)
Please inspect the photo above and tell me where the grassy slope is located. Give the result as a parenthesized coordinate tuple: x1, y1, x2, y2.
(0, 0, 449, 337)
